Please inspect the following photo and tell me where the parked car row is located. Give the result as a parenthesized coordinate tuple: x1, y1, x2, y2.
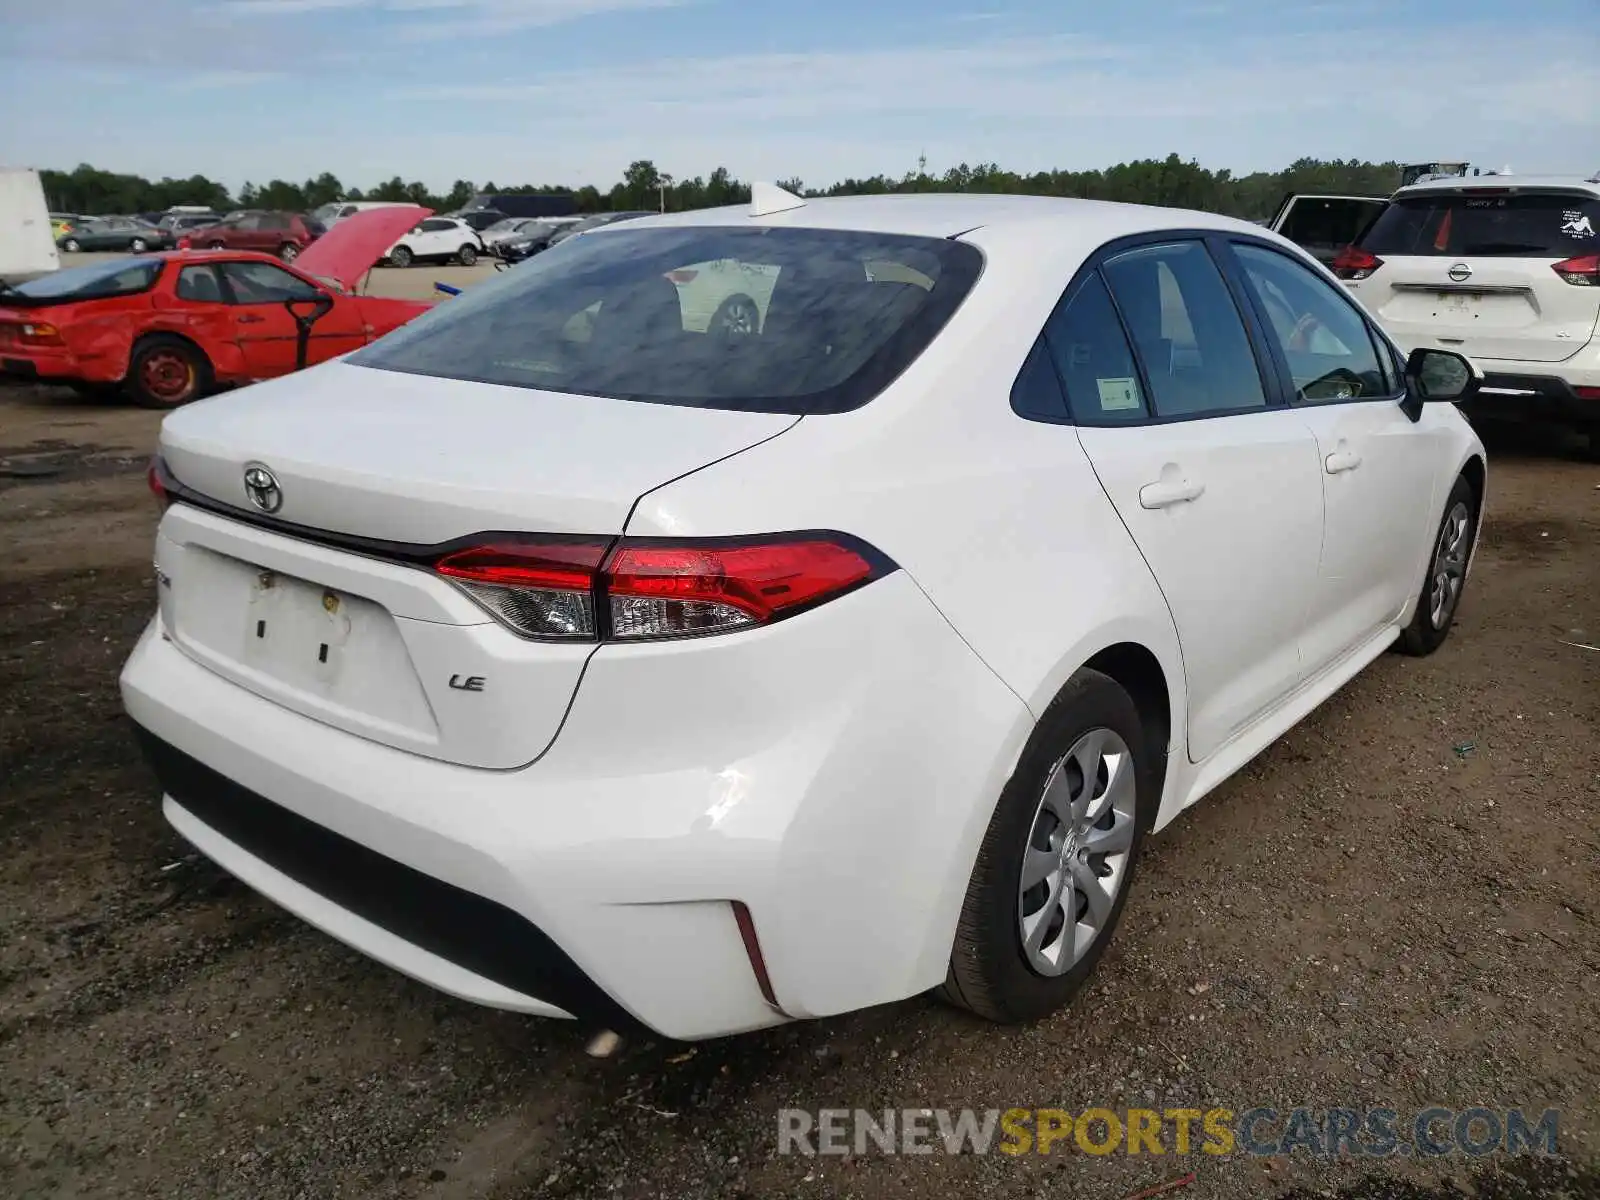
(2, 207, 436, 406)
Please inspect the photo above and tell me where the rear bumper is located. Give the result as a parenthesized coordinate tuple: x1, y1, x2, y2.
(0, 350, 90, 383)
(1463, 371, 1600, 425)
(119, 570, 1031, 1040)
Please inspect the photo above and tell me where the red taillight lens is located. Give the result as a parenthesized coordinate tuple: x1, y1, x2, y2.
(665, 269, 699, 284)
(432, 534, 889, 642)
(1331, 246, 1383, 281)
(434, 540, 609, 640)
(17, 321, 65, 347)
(604, 538, 879, 639)
(177, 237, 192, 250)
(148, 459, 170, 510)
(1552, 254, 1600, 286)
(1575, 385, 1600, 400)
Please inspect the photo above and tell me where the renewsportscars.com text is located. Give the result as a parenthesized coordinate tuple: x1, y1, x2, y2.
(777, 1106, 1560, 1158)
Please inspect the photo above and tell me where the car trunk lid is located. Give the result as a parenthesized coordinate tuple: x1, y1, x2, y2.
(153, 360, 798, 767)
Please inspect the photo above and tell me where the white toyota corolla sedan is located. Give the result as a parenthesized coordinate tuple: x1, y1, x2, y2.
(120, 188, 1488, 1041)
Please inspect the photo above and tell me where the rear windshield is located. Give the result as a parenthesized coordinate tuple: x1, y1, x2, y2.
(350, 226, 984, 414)
(1360, 191, 1600, 258)
(4, 258, 163, 305)
(1277, 197, 1387, 253)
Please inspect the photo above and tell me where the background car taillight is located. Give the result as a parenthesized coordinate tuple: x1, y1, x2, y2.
(177, 236, 192, 250)
(1331, 246, 1383, 281)
(433, 534, 892, 642)
(1552, 254, 1600, 286)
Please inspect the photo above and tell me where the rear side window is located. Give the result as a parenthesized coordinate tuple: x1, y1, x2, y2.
(351, 227, 984, 415)
(1101, 241, 1267, 418)
(1042, 273, 1147, 424)
(1362, 192, 1600, 257)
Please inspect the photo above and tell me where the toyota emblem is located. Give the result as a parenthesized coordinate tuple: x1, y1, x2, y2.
(1447, 262, 1472, 282)
(242, 462, 283, 514)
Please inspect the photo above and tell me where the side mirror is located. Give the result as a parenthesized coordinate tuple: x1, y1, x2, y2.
(1400, 346, 1482, 421)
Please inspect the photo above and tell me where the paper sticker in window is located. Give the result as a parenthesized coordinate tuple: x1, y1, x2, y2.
(1097, 377, 1141, 412)
(1561, 210, 1594, 240)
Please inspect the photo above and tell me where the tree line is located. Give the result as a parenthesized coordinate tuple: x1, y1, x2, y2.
(40, 155, 1406, 224)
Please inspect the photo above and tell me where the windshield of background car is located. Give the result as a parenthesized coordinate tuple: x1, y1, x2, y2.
(1360, 191, 1600, 257)
(6, 258, 163, 304)
(351, 226, 984, 414)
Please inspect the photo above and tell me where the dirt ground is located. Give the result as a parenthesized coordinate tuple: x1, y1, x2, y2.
(1, 336, 1598, 1198)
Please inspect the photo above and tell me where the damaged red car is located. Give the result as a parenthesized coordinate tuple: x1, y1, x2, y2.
(0, 206, 435, 408)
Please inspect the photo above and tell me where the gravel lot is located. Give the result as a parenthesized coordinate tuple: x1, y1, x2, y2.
(2, 262, 1597, 1198)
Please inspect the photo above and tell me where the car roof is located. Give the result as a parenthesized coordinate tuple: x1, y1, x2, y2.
(1394, 174, 1600, 198)
(599, 192, 1270, 242)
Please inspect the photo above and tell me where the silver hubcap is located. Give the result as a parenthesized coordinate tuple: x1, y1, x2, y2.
(1017, 728, 1137, 977)
(1429, 501, 1471, 629)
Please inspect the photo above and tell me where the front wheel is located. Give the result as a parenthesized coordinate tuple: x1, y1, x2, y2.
(62, 238, 82, 253)
(129, 237, 148, 253)
(277, 242, 299, 262)
(1396, 475, 1478, 656)
(456, 243, 478, 266)
(389, 246, 413, 268)
(207, 240, 226, 250)
(940, 669, 1152, 1024)
(126, 335, 212, 409)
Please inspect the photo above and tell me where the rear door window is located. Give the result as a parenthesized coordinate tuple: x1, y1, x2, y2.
(351, 226, 983, 414)
(1361, 192, 1600, 257)
(1100, 241, 1268, 419)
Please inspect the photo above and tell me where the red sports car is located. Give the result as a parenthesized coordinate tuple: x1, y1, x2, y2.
(0, 206, 436, 408)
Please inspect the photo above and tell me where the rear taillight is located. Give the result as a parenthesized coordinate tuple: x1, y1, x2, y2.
(433, 534, 891, 642)
(177, 237, 192, 250)
(148, 459, 170, 510)
(1552, 254, 1600, 286)
(435, 539, 609, 641)
(1331, 246, 1383, 281)
(17, 321, 65, 347)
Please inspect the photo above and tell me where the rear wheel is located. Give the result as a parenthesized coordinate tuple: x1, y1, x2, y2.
(389, 246, 413, 268)
(130, 237, 148, 253)
(207, 240, 225, 250)
(1581, 425, 1600, 464)
(277, 242, 300, 262)
(456, 243, 478, 266)
(1396, 475, 1478, 656)
(126, 335, 212, 409)
(939, 669, 1152, 1023)
(62, 238, 81, 253)
(709, 293, 760, 336)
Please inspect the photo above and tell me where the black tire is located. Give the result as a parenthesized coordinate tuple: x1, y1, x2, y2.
(389, 245, 413, 268)
(130, 237, 148, 253)
(939, 669, 1154, 1024)
(126, 335, 213, 410)
(207, 240, 226, 250)
(1396, 474, 1478, 657)
(709, 293, 760, 336)
(1580, 426, 1600, 464)
(62, 238, 82, 253)
(456, 243, 478, 266)
(277, 242, 299, 262)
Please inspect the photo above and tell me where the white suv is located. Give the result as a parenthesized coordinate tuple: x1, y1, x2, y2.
(384, 216, 484, 268)
(1334, 173, 1600, 457)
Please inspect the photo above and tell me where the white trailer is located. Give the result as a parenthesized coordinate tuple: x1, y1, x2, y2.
(0, 167, 61, 282)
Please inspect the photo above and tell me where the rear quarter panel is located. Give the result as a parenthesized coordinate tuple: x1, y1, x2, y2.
(53, 295, 157, 382)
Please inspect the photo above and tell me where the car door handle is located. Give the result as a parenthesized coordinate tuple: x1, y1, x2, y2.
(237, 313, 266, 324)
(1138, 478, 1205, 509)
(1325, 450, 1362, 474)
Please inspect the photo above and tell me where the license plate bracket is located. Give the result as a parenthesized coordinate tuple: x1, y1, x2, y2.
(241, 569, 355, 685)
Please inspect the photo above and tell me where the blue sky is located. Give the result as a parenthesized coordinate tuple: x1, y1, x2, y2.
(1, 0, 1595, 194)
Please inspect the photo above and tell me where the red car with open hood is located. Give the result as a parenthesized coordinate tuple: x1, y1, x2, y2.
(0, 206, 435, 408)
